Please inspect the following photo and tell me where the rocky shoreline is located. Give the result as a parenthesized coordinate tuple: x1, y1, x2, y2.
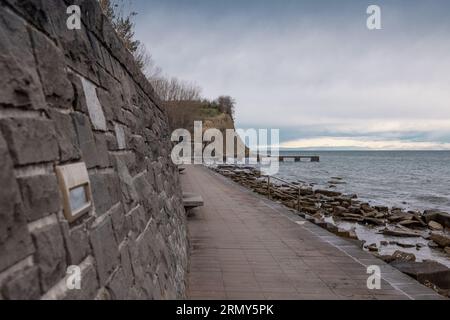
(213, 165, 450, 297)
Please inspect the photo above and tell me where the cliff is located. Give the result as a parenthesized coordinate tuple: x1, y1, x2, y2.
(165, 100, 249, 157)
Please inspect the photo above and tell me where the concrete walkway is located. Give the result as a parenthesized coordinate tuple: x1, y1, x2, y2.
(182, 165, 444, 300)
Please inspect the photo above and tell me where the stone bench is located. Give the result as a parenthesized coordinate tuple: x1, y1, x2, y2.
(183, 192, 204, 211)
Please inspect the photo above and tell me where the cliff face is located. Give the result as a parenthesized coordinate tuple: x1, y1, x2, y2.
(165, 101, 249, 157)
(0, 0, 188, 299)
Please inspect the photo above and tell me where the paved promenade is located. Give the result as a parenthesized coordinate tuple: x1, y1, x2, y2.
(182, 165, 444, 300)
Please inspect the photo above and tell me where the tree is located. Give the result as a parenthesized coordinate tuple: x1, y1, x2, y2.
(216, 96, 236, 119)
(99, 0, 154, 74)
(150, 77, 202, 102)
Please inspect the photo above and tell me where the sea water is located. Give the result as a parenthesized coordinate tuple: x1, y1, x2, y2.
(276, 150, 450, 213)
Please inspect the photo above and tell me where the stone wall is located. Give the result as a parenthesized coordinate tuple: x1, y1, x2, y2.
(0, 0, 188, 300)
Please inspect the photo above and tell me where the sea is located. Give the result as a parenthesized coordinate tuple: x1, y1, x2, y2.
(275, 150, 450, 214)
(272, 150, 450, 266)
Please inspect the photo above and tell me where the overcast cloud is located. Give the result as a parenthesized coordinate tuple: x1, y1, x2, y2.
(133, 0, 450, 149)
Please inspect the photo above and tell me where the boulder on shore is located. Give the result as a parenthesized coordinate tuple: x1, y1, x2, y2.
(423, 210, 450, 228)
(314, 189, 341, 197)
(428, 221, 444, 231)
(430, 233, 450, 248)
(390, 260, 450, 290)
(378, 250, 416, 263)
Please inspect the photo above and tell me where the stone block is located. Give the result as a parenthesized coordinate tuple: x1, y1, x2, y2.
(79, 76, 107, 131)
(47, 110, 81, 162)
(64, 257, 99, 300)
(133, 173, 155, 214)
(89, 172, 120, 216)
(41, 256, 99, 300)
(119, 242, 134, 289)
(0, 118, 59, 165)
(106, 268, 127, 300)
(110, 204, 127, 243)
(61, 221, 90, 266)
(0, 8, 46, 109)
(93, 133, 110, 168)
(17, 174, 61, 222)
(1, 265, 40, 300)
(68, 72, 88, 113)
(112, 154, 139, 210)
(89, 217, 119, 286)
(0, 132, 34, 272)
(114, 123, 126, 150)
(29, 28, 73, 109)
(72, 112, 98, 168)
(127, 205, 147, 236)
(31, 221, 67, 292)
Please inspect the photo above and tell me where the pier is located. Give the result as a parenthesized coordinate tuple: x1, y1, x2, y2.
(255, 155, 320, 162)
(277, 155, 320, 162)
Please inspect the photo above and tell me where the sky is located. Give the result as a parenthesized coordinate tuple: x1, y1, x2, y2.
(131, 0, 450, 150)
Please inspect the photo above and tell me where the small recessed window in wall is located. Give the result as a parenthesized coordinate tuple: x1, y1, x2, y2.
(56, 162, 92, 223)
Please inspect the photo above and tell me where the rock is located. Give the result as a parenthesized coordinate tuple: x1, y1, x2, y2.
(365, 243, 378, 252)
(0, 132, 34, 272)
(360, 203, 372, 212)
(428, 221, 444, 231)
(325, 223, 339, 234)
(315, 189, 341, 197)
(363, 217, 385, 226)
(328, 180, 346, 185)
(430, 233, 450, 248)
(17, 174, 61, 222)
(375, 212, 386, 219)
(90, 217, 119, 286)
(0, 118, 59, 165)
(0, 8, 46, 110)
(375, 206, 389, 213)
(339, 213, 364, 222)
(333, 206, 348, 216)
(1, 266, 41, 300)
(29, 28, 74, 109)
(381, 227, 422, 238)
(336, 228, 358, 240)
(47, 109, 81, 162)
(391, 250, 416, 262)
(388, 213, 413, 223)
(445, 247, 450, 255)
(398, 220, 426, 229)
(378, 250, 416, 263)
(423, 210, 450, 228)
(380, 241, 389, 246)
(428, 241, 440, 248)
(389, 261, 450, 290)
(31, 222, 67, 292)
(362, 210, 376, 218)
(395, 242, 416, 248)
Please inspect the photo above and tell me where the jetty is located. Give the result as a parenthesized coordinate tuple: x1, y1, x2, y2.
(278, 155, 320, 162)
(255, 155, 320, 162)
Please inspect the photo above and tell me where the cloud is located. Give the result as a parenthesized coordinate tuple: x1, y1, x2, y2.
(281, 137, 450, 150)
(135, 0, 450, 149)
